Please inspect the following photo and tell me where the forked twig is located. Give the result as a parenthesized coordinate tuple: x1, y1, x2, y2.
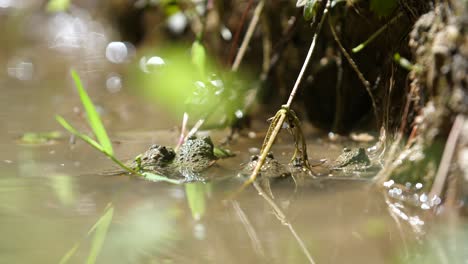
(239, 0, 330, 190)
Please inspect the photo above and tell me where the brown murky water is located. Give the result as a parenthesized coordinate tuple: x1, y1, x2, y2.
(1, 3, 466, 264)
(0, 126, 406, 264)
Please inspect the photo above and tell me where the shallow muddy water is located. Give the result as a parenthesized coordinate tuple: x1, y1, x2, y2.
(0, 129, 408, 264)
(1, 3, 466, 264)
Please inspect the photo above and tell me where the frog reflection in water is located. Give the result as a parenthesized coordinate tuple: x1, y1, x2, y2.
(131, 136, 217, 181)
(330, 147, 371, 171)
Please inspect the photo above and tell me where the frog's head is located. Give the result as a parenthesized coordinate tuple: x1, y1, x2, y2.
(200, 136, 214, 148)
(143, 145, 175, 164)
(249, 152, 275, 162)
(357, 148, 366, 155)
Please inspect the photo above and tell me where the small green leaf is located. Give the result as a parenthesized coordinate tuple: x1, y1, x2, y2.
(191, 41, 206, 76)
(46, 0, 71, 13)
(303, 0, 317, 21)
(70, 70, 113, 155)
(185, 183, 208, 220)
(86, 204, 114, 264)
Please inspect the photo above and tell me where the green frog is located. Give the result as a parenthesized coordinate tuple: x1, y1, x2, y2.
(128, 136, 218, 181)
(330, 147, 371, 171)
(175, 136, 218, 180)
(242, 152, 290, 179)
(131, 144, 176, 173)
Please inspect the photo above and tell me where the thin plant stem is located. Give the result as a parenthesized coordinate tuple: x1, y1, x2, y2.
(240, 1, 329, 191)
(227, 0, 254, 66)
(328, 18, 379, 126)
(241, 112, 286, 189)
(232, 0, 265, 72)
(352, 12, 403, 53)
(286, 2, 328, 107)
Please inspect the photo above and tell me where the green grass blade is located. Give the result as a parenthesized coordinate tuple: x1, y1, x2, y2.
(70, 70, 113, 155)
(56, 115, 103, 152)
(86, 204, 114, 264)
(58, 242, 80, 264)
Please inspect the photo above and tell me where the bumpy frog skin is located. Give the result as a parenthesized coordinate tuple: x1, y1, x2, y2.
(134, 145, 175, 168)
(243, 152, 290, 179)
(129, 136, 218, 181)
(176, 136, 217, 172)
(331, 147, 371, 170)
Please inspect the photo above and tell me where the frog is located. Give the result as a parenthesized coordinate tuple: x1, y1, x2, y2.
(241, 152, 290, 179)
(131, 144, 176, 173)
(174, 136, 218, 181)
(122, 136, 218, 182)
(330, 147, 371, 171)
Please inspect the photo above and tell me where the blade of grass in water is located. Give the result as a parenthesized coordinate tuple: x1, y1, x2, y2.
(86, 204, 114, 264)
(56, 115, 103, 151)
(70, 70, 113, 155)
(57, 115, 181, 183)
(58, 71, 182, 184)
(58, 242, 80, 264)
(58, 204, 114, 264)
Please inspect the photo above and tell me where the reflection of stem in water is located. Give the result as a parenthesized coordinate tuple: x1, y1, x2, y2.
(384, 193, 410, 260)
(253, 182, 317, 264)
(430, 115, 464, 202)
(231, 201, 266, 258)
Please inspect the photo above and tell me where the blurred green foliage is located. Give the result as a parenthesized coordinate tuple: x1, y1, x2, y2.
(46, 0, 71, 13)
(132, 46, 250, 128)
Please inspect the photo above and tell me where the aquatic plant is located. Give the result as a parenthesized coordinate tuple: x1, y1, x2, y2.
(56, 70, 181, 184)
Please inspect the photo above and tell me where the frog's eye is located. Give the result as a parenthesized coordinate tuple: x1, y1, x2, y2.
(202, 136, 214, 147)
(266, 152, 274, 159)
(250, 155, 259, 161)
(142, 157, 148, 161)
(343, 148, 351, 152)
